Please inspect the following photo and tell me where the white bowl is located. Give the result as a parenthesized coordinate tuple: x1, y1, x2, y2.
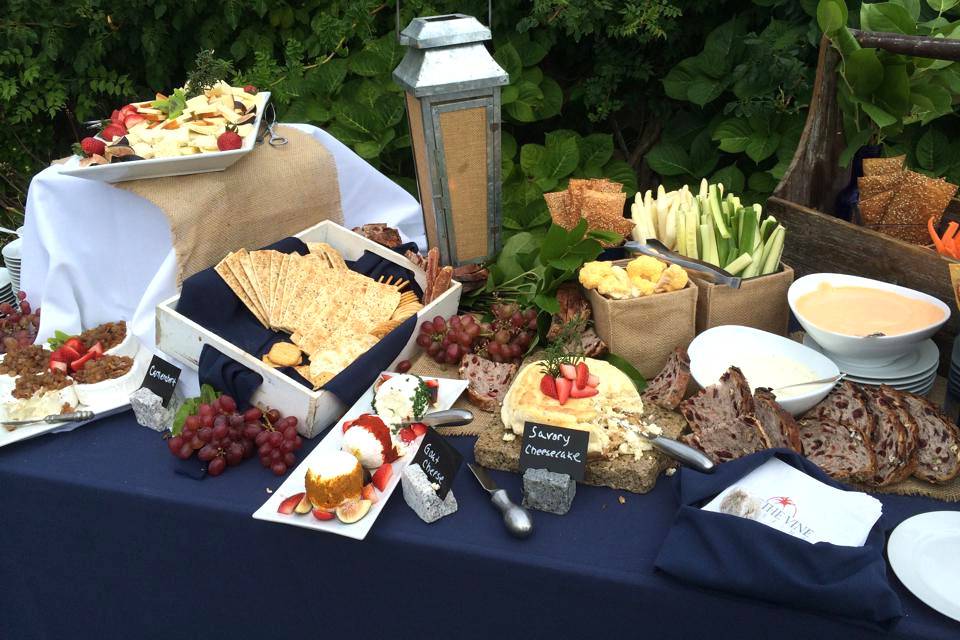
(687, 325, 841, 416)
(788, 273, 950, 367)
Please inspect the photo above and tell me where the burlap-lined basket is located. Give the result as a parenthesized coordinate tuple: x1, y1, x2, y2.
(587, 283, 698, 379)
(689, 264, 794, 336)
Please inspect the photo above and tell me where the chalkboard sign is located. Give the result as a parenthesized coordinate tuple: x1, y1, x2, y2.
(410, 426, 463, 500)
(139, 355, 182, 407)
(519, 421, 589, 481)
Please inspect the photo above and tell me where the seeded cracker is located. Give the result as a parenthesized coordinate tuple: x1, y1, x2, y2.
(857, 190, 895, 225)
(567, 178, 592, 227)
(544, 191, 573, 229)
(581, 189, 632, 245)
(224, 251, 268, 324)
(862, 154, 905, 177)
(857, 172, 903, 200)
(215, 255, 268, 328)
(238, 250, 270, 320)
(880, 171, 957, 244)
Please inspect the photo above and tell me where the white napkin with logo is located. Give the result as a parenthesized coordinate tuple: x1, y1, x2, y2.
(702, 458, 883, 547)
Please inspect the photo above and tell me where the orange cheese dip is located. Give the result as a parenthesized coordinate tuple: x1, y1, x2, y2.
(796, 283, 945, 337)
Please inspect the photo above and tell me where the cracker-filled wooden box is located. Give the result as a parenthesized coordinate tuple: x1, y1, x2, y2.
(155, 220, 461, 438)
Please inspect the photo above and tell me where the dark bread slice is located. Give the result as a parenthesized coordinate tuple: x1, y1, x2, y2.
(879, 385, 919, 481)
(682, 415, 771, 464)
(898, 392, 960, 483)
(861, 386, 912, 486)
(642, 347, 691, 411)
(806, 380, 875, 438)
(798, 418, 876, 482)
(753, 388, 802, 452)
(458, 354, 518, 413)
(680, 366, 754, 432)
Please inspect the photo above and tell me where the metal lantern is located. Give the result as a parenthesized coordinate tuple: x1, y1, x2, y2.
(393, 13, 509, 266)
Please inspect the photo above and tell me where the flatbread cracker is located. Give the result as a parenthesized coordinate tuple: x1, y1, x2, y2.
(857, 190, 895, 225)
(857, 172, 903, 201)
(214, 255, 268, 328)
(862, 155, 906, 177)
(223, 251, 268, 325)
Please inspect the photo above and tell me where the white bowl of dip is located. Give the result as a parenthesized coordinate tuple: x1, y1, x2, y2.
(788, 273, 950, 367)
(688, 325, 841, 416)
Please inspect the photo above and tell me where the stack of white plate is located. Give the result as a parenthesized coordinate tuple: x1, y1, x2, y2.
(803, 335, 938, 396)
(0, 268, 14, 308)
(2, 238, 21, 298)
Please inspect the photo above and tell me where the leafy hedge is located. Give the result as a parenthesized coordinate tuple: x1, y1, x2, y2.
(0, 1, 862, 238)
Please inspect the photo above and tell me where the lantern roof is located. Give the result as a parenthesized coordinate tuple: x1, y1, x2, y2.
(393, 14, 509, 97)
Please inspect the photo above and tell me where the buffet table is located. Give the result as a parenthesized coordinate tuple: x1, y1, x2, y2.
(1, 412, 958, 640)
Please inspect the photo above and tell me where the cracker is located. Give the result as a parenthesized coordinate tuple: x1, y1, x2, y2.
(581, 189, 632, 244)
(307, 242, 348, 270)
(544, 191, 573, 229)
(236, 250, 269, 320)
(250, 251, 275, 324)
(222, 251, 269, 326)
(858, 172, 903, 200)
(862, 155, 906, 177)
(267, 342, 302, 367)
(880, 170, 957, 244)
(857, 190, 895, 225)
(370, 319, 402, 338)
(568, 178, 592, 227)
(262, 355, 280, 368)
(214, 255, 268, 328)
(295, 365, 332, 390)
(588, 178, 624, 193)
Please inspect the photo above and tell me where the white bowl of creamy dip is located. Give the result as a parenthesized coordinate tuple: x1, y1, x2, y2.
(788, 273, 950, 366)
(688, 325, 841, 415)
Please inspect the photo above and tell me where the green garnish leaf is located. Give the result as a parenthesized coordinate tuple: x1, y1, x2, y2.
(604, 353, 648, 392)
(152, 88, 187, 120)
(47, 330, 73, 350)
(199, 384, 220, 405)
(171, 398, 199, 435)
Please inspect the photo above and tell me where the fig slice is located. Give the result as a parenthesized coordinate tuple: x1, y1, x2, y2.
(335, 498, 372, 524)
(294, 493, 312, 515)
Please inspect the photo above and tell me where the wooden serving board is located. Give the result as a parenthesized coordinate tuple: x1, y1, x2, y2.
(474, 405, 688, 494)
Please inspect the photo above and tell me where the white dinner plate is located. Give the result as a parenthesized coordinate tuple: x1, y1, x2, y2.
(803, 335, 939, 380)
(846, 370, 937, 390)
(253, 373, 468, 541)
(888, 511, 960, 622)
(59, 93, 270, 183)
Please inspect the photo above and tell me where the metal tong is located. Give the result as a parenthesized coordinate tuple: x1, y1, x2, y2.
(623, 239, 742, 289)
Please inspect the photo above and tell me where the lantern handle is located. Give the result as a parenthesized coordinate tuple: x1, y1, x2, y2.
(395, 1, 494, 40)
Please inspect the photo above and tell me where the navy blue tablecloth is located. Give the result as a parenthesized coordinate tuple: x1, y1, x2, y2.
(1, 412, 959, 640)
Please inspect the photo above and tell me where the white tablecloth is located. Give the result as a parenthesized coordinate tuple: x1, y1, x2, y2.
(22, 124, 425, 352)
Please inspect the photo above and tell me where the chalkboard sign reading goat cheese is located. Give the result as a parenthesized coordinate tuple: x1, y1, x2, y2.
(410, 427, 463, 500)
(519, 422, 588, 481)
(139, 355, 182, 407)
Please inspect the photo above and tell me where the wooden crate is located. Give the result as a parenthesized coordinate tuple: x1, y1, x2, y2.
(156, 221, 461, 438)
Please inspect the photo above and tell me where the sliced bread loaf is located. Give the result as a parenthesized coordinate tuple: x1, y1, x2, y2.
(861, 386, 913, 486)
(642, 347, 691, 411)
(682, 415, 771, 464)
(753, 388, 802, 452)
(798, 418, 876, 482)
(899, 392, 960, 483)
(806, 380, 875, 438)
(680, 366, 754, 432)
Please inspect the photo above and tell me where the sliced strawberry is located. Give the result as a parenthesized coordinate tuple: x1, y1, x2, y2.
(575, 362, 589, 388)
(559, 363, 577, 380)
(88, 341, 104, 357)
(277, 492, 305, 515)
(124, 113, 147, 128)
(69, 350, 97, 372)
(556, 377, 572, 405)
(587, 373, 600, 388)
(64, 337, 86, 354)
(101, 123, 127, 140)
(411, 422, 427, 437)
(312, 508, 335, 521)
(49, 348, 69, 364)
(49, 360, 68, 374)
(371, 463, 393, 492)
(398, 427, 417, 444)
(540, 374, 557, 399)
(120, 104, 139, 116)
(425, 379, 439, 388)
(361, 483, 379, 504)
(569, 385, 599, 399)
(60, 345, 82, 362)
(110, 109, 125, 124)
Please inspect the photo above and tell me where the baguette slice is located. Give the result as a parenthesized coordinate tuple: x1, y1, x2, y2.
(754, 388, 802, 452)
(642, 347, 691, 411)
(899, 392, 960, 483)
(799, 418, 876, 483)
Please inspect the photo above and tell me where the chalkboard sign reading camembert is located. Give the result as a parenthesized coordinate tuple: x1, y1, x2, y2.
(410, 426, 463, 500)
(139, 355, 182, 407)
(519, 421, 589, 481)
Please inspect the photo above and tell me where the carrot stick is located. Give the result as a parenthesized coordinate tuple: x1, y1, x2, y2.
(930, 217, 945, 254)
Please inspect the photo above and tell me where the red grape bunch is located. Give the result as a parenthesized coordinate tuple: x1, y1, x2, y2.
(0, 292, 40, 354)
(415, 302, 538, 365)
(166, 395, 303, 477)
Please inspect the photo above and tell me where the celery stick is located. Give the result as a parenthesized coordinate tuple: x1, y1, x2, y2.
(741, 245, 764, 278)
(664, 197, 679, 250)
(699, 178, 709, 198)
(700, 224, 719, 266)
(739, 207, 757, 255)
(759, 216, 778, 242)
(708, 185, 730, 239)
(724, 252, 753, 276)
(761, 226, 785, 275)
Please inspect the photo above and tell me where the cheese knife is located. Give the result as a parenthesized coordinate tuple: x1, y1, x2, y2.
(614, 409, 715, 473)
(1, 410, 95, 428)
(467, 463, 534, 539)
(623, 239, 742, 289)
(398, 409, 474, 428)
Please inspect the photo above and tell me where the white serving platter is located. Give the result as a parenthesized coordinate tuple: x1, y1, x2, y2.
(0, 343, 150, 449)
(59, 93, 270, 183)
(156, 220, 461, 439)
(888, 511, 960, 622)
(252, 373, 468, 541)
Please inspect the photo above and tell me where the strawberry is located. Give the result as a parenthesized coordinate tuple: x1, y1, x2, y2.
(110, 109, 125, 125)
(124, 113, 147, 129)
(277, 492, 305, 515)
(60, 346, 82, 362)
(120, 104, 139, 117)
(569, 385, 599, 399)
(411, 422, 427, 437)
(575, 362, 589, 388)
(101, 123, 127, 141)
(88, 341, 104, 357)
(244, 84, 258, 94)
(556, 377, 572, 405)
(312, 508, 335, 521)
(69, 350, 97, 372)
(398, 427, 417, 444)
(49, 360, 68, 374)
(361, 483, 379, 504)
(587, 373, 600, 388)
(217, 130, 243, 151)
(540, 374, 558, 399)
(559, 363, 577, 381)
(341, 418, 355, 433)
(49, 348, 69, 364)
(371, 463, 393, 492)
(80, 137, 105, 157)
(64, 337, 86, 354)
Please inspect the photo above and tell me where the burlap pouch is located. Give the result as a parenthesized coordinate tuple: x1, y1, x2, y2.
(689, 264, 794, 336)
(587, 284, 698, 379)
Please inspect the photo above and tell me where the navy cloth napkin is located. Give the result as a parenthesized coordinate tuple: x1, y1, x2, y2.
(654, 449, 903, 631)
(198, 344, 263, 411)
(176, 237, 420, 410)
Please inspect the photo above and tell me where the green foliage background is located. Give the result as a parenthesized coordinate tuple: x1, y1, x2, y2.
(3, 0, 955, 240)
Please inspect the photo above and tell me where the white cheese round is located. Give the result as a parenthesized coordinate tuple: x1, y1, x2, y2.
(374, 374, 424, 427)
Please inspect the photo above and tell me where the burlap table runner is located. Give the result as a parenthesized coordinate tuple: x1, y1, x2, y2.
(120, 125, 344, 284)
(689, 264, 794, 336)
